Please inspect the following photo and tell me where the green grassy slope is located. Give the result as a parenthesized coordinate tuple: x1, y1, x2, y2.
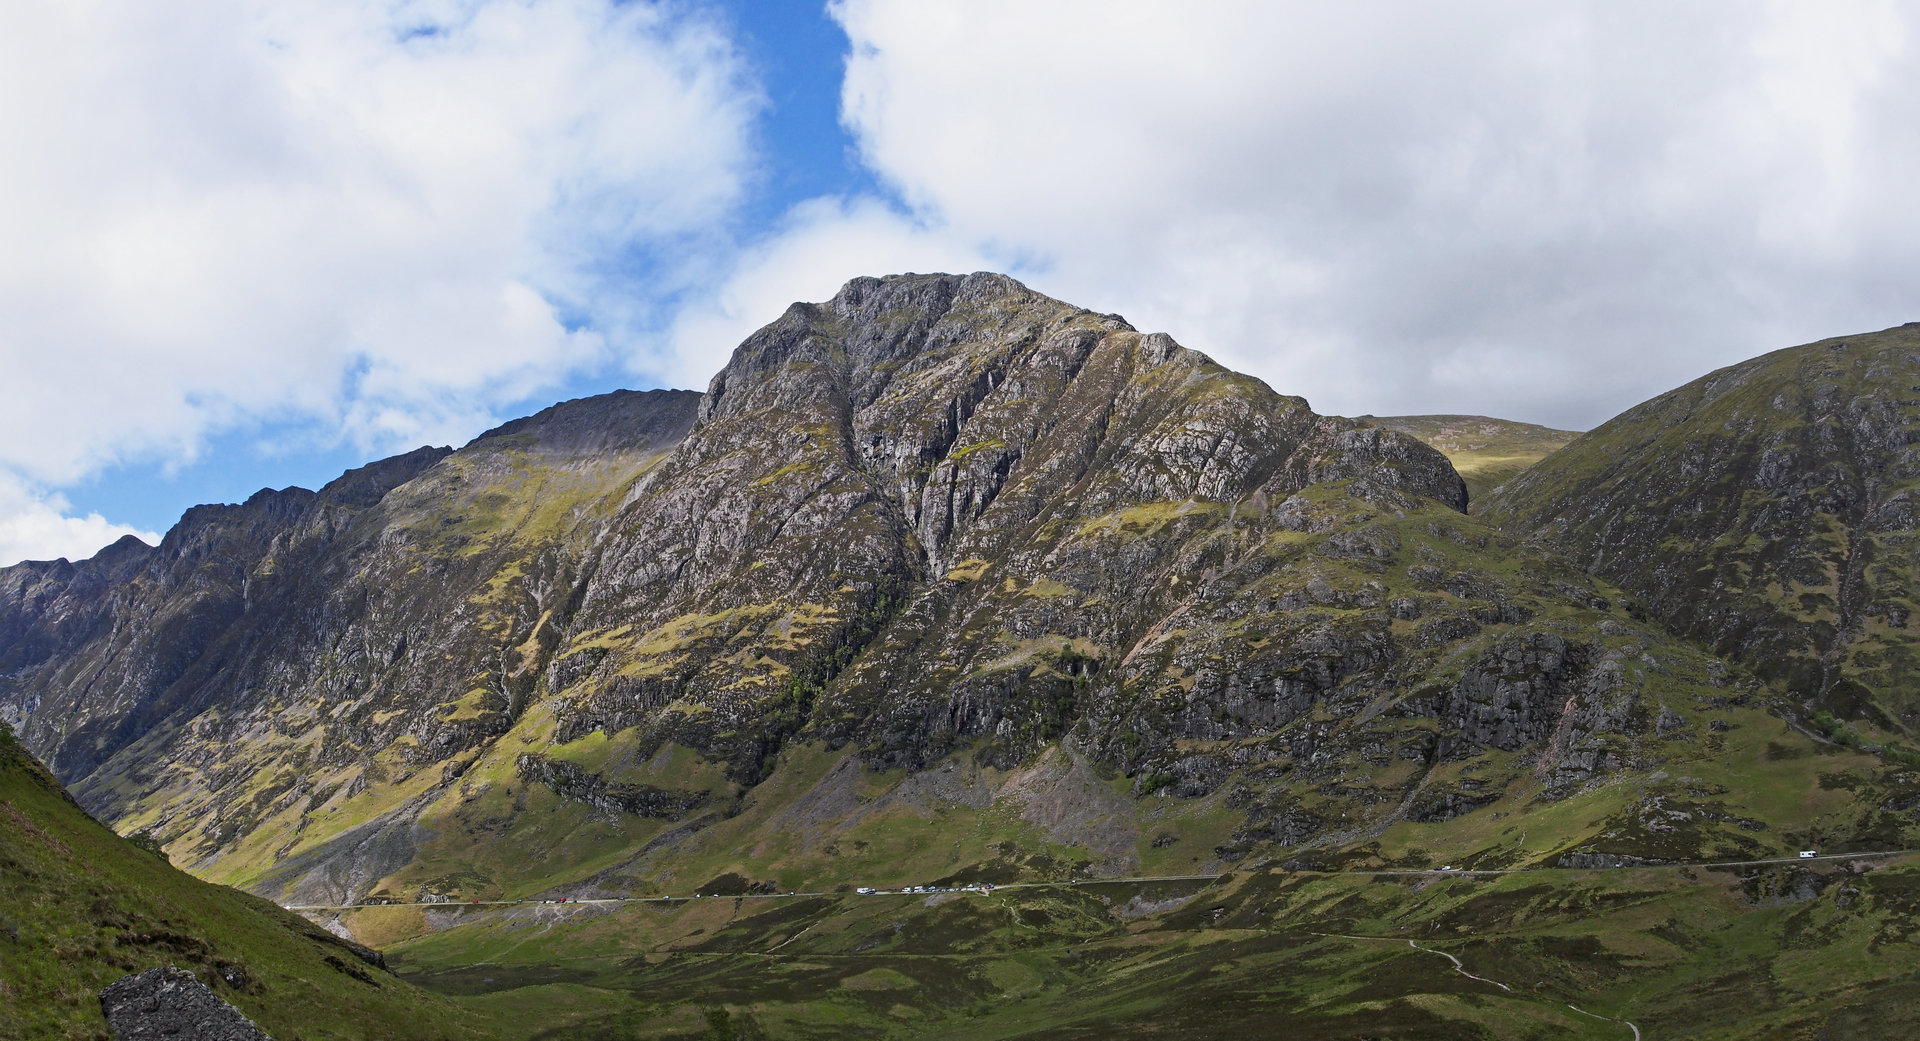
(262, 471, 1793, 938)
(385, 857, 1920, 1040)
(367, 677, 1920, 1039)
(0, 724, 494, 1041)
(1368, 415, 1579, 509)
(1483, 324, 1920, 733)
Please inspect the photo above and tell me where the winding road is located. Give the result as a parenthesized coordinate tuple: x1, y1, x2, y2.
(282, 849, 1913, 912)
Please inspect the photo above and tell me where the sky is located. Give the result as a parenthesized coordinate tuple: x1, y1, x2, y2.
(2, 1, 1917, 566)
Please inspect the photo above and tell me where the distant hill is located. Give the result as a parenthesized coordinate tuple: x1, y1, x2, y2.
(1366, 414, 1578, 507)
(0, 723, 490, 1040)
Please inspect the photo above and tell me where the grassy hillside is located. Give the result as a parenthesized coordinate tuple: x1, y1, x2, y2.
(246, 469, 1783, 939)
(385, 843, 1920, 1039)
(1368, 415, 1578, 508)
(0, 723, 493, 1041)
(1484, 324, 1920, 734)
(358, 675, 1920, 1039)
(400, 855, 1920, 1041)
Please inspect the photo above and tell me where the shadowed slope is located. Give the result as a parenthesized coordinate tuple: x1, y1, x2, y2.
(0, 724, 492, 1041)
(1486, 324, 1920, 734)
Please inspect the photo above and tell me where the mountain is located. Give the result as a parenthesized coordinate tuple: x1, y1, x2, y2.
(4, 272, 1748, 905)
(6, 273, 1920, 1037)
(1366, 414, 1579, 507)
(1485, 324, 1920, 741)
(0, 389, 699, 895)
(0, 722, 491, 1040)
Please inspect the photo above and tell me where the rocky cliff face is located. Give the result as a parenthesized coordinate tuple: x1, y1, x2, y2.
(0, 445, 456, 781)
(1, 389, 699, 874)
(1485, 325, 1920, 732)
(549, 273, 1471, 779)
(0, 273, 1740, 907)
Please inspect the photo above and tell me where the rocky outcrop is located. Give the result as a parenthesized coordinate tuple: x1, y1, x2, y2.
(1406, 784, 1501, 823)
(1389, 631, 1642, 790)
(515, 754, 708, 820)
(1741, 865, 1831, 906)
(99, 967, 271, 1041)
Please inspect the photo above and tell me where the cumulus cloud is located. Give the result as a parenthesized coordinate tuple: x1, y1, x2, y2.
(14, 0, 1920, 566)
(662, 196, 993, 387)
(0, 0, 759, 563)
(699, 0, 1920, 429)
(3, 1, 735, 478)
(0, 474, 158, 567)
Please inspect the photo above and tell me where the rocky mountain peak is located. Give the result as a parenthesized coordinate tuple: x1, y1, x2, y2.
(6, 272, 1637, 914)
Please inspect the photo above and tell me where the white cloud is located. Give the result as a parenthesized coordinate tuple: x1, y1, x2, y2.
(700, 0, 1920, 429)
(14, 0, 1920, 566)
(0, 0, 758, 495)
(0, 474, 157, 567)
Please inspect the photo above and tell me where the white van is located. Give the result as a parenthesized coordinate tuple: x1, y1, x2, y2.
(1799, 850, 1818, 858)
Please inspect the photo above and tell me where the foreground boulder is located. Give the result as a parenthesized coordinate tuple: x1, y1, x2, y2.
(99, 967, 271, 1041)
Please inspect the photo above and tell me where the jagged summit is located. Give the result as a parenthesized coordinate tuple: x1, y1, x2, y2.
(699, 271, 1131, 426)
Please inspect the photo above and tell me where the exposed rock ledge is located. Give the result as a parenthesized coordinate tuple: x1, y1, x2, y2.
(516, 753, 708, 820)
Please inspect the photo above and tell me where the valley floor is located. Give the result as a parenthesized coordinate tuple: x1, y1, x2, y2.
(370, 855, 1920, 1040)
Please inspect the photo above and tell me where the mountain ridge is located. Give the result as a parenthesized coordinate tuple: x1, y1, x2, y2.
(10, 273, 1920, 1037)
(0, 273, 1784, 910)
(5, 273, 1664, 899)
